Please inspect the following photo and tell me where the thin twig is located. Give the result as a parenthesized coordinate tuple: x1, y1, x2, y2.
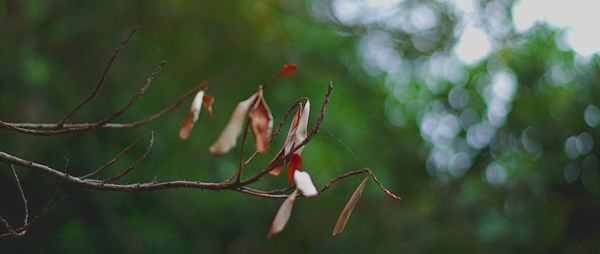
(0, 61, 165, 136)
(102, 132, 154, 183)
(368, 170, 402, 200)
(232, 120, 252, 183)
(269, 97, 307, 142)
(9, 165, 28, 232)
(57, 19, 142, 127)
(240, 185, 295, 195)
(81, 139, 139, 179)
(62, 156, 69, 172)
(0, 185, 59, 239)
(318, 168, 369, 193)
(0, 217, 19, 237)
(94, 61, 166, 127)
(5, 83, 209, 131)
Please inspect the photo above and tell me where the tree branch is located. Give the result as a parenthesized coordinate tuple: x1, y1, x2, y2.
(57, 19, 142, 127)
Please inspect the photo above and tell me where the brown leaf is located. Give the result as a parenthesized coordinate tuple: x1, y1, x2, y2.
(179, 90, 205, 140)
(332, 175, 369, 238)
(248, 86, 273, 153)
(202, 94, 214, 117)
(178, 112, 195, 140)
(267, 190, 298, 239)
(208, 93, 258, 156)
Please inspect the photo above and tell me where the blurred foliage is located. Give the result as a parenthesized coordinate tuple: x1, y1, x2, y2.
(1, 0, 600, 253)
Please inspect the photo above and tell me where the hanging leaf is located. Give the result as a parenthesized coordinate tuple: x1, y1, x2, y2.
(332, 175, 369, 238)
(269, 103, 302, 175)
(267, 190, 298, 239)
(269, 100, 310, 175)
(202, 94, 214, 117)
(179, 90, 205, 140)
(209, 93, 258, 156)
(248, 86, 273, 153)
(293, 170, 318, 197)
(293, 100, 310, 154)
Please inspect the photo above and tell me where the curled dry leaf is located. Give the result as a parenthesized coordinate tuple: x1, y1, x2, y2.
(332, 175, 369, 238)
(179, 90, 205, 140)
(267, 190, 298, 239)
(293, 170, 318, 198)
(208, 93, 258, 156)
(269, 100, 310, 175)
(248, 86, 273, 153)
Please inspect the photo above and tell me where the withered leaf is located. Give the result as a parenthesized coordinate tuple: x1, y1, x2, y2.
(248, 86, 273, 153)
(208, 93, 258, 156)
(293, 170, 318, 198)
(287, 153, 302, 184)
(332, 175, 369, 238)
(202, 94, 214, 117)
(269, 100, 310, 175)
(269, 103, 303, 176)
(267, 190, 298, 239)
(179, 90, 205, 140)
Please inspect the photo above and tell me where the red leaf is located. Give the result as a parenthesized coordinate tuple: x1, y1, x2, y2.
(178, 112, 195, 140)
(202, 94, 214, 117)
(287, 153, 302, 184)
(281, 64, 297, 76)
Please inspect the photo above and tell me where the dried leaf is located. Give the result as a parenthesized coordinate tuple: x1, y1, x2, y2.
(248, 86, 273, 153)
(179, 90, 205, 139)
(269, 103, 303, 175)
(267, 190, 298, 239)
(287, 153, 302, 184)
(202, 94, 214, 117)
(293, 100, 310, 154)
(293, 171, 318, 197)
(268, 100, 310, 175)
(332, 175, 369, 238)
(208, 93, 258, 156)
(281, 64, 297, 76)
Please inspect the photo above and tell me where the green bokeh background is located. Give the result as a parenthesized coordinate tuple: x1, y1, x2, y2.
(1, 0, 599, 253)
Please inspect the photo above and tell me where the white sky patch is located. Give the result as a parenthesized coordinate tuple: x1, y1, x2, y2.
(454, 25, 491, 65)
(512, 0, 600, 57)
(331, 0, 600, 63)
